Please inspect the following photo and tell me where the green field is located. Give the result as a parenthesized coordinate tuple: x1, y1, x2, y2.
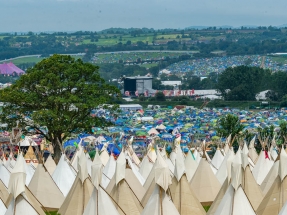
(269, 56, 287, 64)
(1, 56, 83, 66)
(93, 52, 190, 64)
(140, 63, 159, 68)
(1, 56, 43, 65)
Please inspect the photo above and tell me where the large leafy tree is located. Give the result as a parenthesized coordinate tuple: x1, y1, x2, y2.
(0, 54, 120, 162)
(216, 114, 244, 145)
(216, 66, 271, 101)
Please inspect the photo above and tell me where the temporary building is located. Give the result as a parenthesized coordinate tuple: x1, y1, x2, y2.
(106, 152, 144, 215)
(52, 154, 76, 197)
(28, 164, 65, 211)
(58, 151, 94, 215)
(0, 62, 25, 76)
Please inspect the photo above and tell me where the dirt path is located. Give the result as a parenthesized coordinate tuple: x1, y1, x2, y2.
(260, 56, 266, 68)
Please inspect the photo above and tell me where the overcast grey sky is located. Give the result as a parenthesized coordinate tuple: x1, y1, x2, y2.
(0, 0, 286, 32)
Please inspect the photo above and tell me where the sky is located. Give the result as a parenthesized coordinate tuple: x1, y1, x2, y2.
(0, 0, 286, 32)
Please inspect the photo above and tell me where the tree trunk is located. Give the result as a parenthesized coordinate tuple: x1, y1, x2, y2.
(52, 137, 63, 164)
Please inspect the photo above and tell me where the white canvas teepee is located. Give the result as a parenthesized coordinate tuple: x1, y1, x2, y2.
(216, 149, 234, 185)
(141, 151, 178, 215)
(260, 160, 279, 195)
(5, 153, 46, 215)
(28, 164, 64, 211)
(44, 155, 56, 175)
(212, 149, 256, 215)
(106, 152, 144, 215)
(139, 155, 154, 181)
(256, 148, 287, 215)
(0, 199, 6, 215)
(248, 136, 258, 163)
(100, 144, 110, 166)
(83, 150, 120, 215)
(252, 150, 274, 185)
(169, 147, 206, 215)
(52, 154, 76, 197)
(211, 148, 224, 170)
(141, 185, 179, 215)
(0, 159, 11, 188)
(190, 154, 221, 205)
(101, 154, 116, 188)
(58, 151, 94, 215)
(184, 150, 198, 182)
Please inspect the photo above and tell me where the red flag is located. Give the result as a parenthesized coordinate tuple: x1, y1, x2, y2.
(192, 89, 195, 94)
(265, 149, 270, 160)
(135, 91, 139, 97)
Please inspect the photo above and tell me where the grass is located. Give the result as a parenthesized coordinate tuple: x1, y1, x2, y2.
(93, 52, 190, 64)
(45, 212, 58, 215)
(203, 206, 210, 212)
(140, 63, 159, 68)
(1, 56, 82, 66)
(128, 100, 281, 109)
(269, 56, 287, 64)
(1, 56, 43, 65)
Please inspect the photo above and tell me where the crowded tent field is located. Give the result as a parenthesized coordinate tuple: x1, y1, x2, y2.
(1, 106, 287, 214)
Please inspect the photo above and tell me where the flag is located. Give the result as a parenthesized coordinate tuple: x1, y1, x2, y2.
(74, 142, 78, 148)
(125, 91, 130, 96)
(192, 89, 194, 94)
(178, 90, 181, 96)
(135, 91, 139, 97)
(144, 90, 149, 97)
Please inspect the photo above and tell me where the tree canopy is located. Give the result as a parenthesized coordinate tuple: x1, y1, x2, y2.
(216, 66, 271, 101)
(216, 114, 244, 144)
(0, 54, 120, 162)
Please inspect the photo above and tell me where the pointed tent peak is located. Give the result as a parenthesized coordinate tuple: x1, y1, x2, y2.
(115, 151, 126, 186)
(242, 141, 249, 155)
(279, 147, 287, 181)
(44, 154, 57, 175)
(24, 145, 37, 160)
(91, 156, 103, 189)
(12, 152, 26, 174)
(8, 153, 26, 198)
(249, 136, 256, 149)
(77, 150, 89, 184)
(155, 151, 171, 192)
(241, 149, 249, 170)
(174, 145, 185, 182)
(231, 148, 243, 190)
(93, 148, 101, 165)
